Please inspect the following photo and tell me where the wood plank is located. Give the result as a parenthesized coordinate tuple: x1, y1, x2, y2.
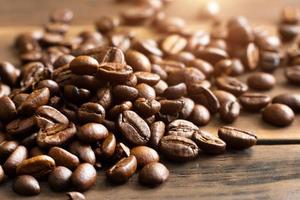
(1, 145, 300, 199)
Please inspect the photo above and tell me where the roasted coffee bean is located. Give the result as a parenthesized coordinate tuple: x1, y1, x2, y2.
(195, 47, 228, 65)
(48, 147, 80, 170)
(188, 104, 210, 126)
(230, 58, 245, 76)
(3, 145, 28, 177)
(35, 79, 59, 95)
(136, 83, 156, 100)
(48, 166, 72, 191)
(95, 16, 119, 34)
(218, 126, 257, 149)
(0, 140, 19, 161)
(227, 16, 254, 45)
(134, 98, 161, 117)
(213, 90, 237, 106)
(131, 146, 159, 167)
(20, 132, 38, 148)
(6, 116, 36, 138)
(262, 103, 295, 127)
(66, 191, 86, 200)
(159, 99, 183, 115)
(219, 101, 240, 123)
(192, 131, 226, 154)
(153, 80, 168, 95)
(60, 104, 78, 123)
(97, 62, 133, 83)
(0, 83, 10, 98)
(239, 92, 271, 112)
(112, 85, 139, 101)
(36, 105, 69, 128)
(151, 64, 167, 80)
(161, 34, 187, 55)
(259, 51, 281, 72)
(135, 72, 160, 86)
(242, 43, 259, 71)
(0, 61, 20, 86)
(160, 135, 199, 161)
(183, 67, 206, 87)
(0, 96, 17, 121)
(13, 175, 40, 196)
(285, 66, 300, 85)
(69, 141, 96, 165)
(71, 163, 96, 192)
(189, 85, 220, 113)
(77, 123, 108, 143)
(106, 155, 137, 184)
(167, 51, 195, 65)
(64, 85, 91, 104)
(214, 59, 233, 77)
(71, 74, 105, 92)
(12, 93, 29, 108)
(100, 133, 116, 158)
(132, 39, 163, 57)
(178, 97, 195, 119)
(163, 83, 187, 99)
(247, 72, 276, 91)
(78, 102, 105, 124)
(189, 59, 214, 78)
(37, 122, 76, 148)
(215, 76, 248, 96)
(121, 6, 154, 25)
(29, 147, 44, 157)
(70, 56, 99, 75)
(108, 101, 133, 119)
(150, 121, 165, 149)
(50, 8, 73, 23)
(113, 142, 130, 161)
(18, 88, 50, 115)
(0, 165, 4, 184)
(53, 55, 75, 69)
(110, 32, 130, 52)
(139, 162, 169, 186)
(273, 93, 300, 112)
(167, 119, 198, 139)
(16, 155, 55, 178)
(118, 110, 151, 145)
(95, 86, 113, 109)
(125, 50, 151, 72)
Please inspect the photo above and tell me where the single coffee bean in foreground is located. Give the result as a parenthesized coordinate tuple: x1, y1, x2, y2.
(13, 175, 40, 196)
(139, 162, 169, 186)
(262, 103, 295, 126)
(48, 166, 72, 191)
(71, 163, 96, 192)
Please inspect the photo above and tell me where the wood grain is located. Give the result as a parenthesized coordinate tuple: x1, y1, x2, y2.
(1, 145, 300, 199)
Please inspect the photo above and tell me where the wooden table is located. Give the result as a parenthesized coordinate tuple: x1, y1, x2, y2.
(0, 0, 300, 199)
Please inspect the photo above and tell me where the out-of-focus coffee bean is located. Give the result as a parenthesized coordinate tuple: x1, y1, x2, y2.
(215, 76, 248, 96)
(0, 140, 19, 161)
(6, 116, 36, 138)
(213, 90, 237, 106)
(247, 72, 276, 91)
(0, 62, 20, 86)
(66, 191, 86, 200)
(163, 83, 187, 99)
(95, 16, 119, 34)
(273, 93, 300, 112)
(285, 66, 300, 85)
(239, 92, 271, 112)
(125, 50, 151, 72)
(259, 51, 281, 72)
(161, 34, 187, 55)
(13, 175, 40, 196)
(189, 59, 214, 78)
(0, 96, 17, 121)
(50, 8, 74, 23)
(195, 47, 228, 65)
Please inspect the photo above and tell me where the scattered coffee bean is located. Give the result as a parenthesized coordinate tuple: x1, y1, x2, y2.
(239, 92, 271, 112)
(139, 162, 169, 186)
(192, 131, 226, 154)
(13, 175, 40, 196)
(272, 93, 300, 112)
(131, 146, 159, 167)
(219, 100, 240, 123)
(247, 72, 276, 91)
(262, 103, 295, 126)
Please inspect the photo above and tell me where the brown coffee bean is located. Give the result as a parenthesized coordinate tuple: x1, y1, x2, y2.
(161, 34, 187, 55)
(214, 59, 233, 77)
(0, 140, 19, 161)
(259, 51, 281, 72)
(285, 66, 300, 85)
(78, 102, 105, 124)
(188, 104, 211, 126)
(113, 142, 130, 161)
(106, 155, 137, 184)
(135, 72, 161, 86)
(134, 98, 161, 117)
(215, 76, 248, 96)
(69, 141, 96, 165)
(95, 86, 112, 109)
(159, 99, 183, 115)
(150, 121, 165, 149)
(195, 47, 228, 65)
(0, 61, 20, 86)
(37, 122, 76, 148)
(36, 79, 59, 95)
(247, 72, 276, 91)
(53, 55, 75, 69)
(153, 80, 168, 95)
(159, 135, 199, 161)
(77, 123, 108, 143)
(178, 97, 195, 119)
(48, 166, 72, 191)
(95, 16, 119, 34)
(66, 191, 86, 200)
(18, 88, 50, 115)
(35, 105, 69, 129)
(227, 16, 254, 45)
(219, 101, 240, 123)
(13, 175, 40, 196)
(189, 85, 220, 114)
(273, 93, 300, 112)
(0, 165, 5, 184)
(189, 59, 214, 78)
(118, 110, 151, 145)
(3, 145, 28, 177)
(121, 6, 155, 25)
(112, 85, 139, 101)
(100, 133, 116, 158)
(6, 116, 36, 138)
(48, 147, 80, 170)
(16, 155, 55, 178)
(192, 131, 226, 154)
(262, 103, 295, 127)
(167, 119, 198, 139)
(218, 126, 257, 149)
(139, 162, 169, 186)
(213, 90, 237, 106)
(163, 83, 187, 99)
(70, 56, 99, 75)
(239, 92, 271, 112)
(125, 50, 151, 72)
(131, 146, 159, 167)
(64, 85, 91, 104)
(97, 62, 133, 83)
(71, 163, 96, 192)
(12, 93, 29, 108)
(29, 147, 44, 157)
(242, 43, 259, 71)
(132, 39, 163, 57)
(0, 96, 17, 121)
(136, 83, 156, 100)
(108, 101, 132, 119)
(50, 8, 73, 23)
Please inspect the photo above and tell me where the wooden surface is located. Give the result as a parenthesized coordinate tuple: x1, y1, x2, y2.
(0, 0, 300, 199)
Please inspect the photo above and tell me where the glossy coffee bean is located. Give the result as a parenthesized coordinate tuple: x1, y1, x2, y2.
(262, 103, 295, 127)
(125, 50, 151, 72)
(71, 163, 96, 192)
(150, 121, 165, 149)
(95, 86, 113, 109)
(161, 34, 187, 55)
(247, 72, 276, 91)
(77, 123, 108, 143)
(219, 101, 240, 123)
(272, 93, 300, 112)
(163, 83, 187, 99)
(0, 96, 17, 121)
(100, 133, 116, 158)
(136, 83, 156, 100)
(35, 79, 59, 95)
(239, 92, 271, 112)
(69, 141, 96, 165)
(50, 8, 74, 23)
(70, 55, 99, 75)
(97, 62, 133, 83)
(167, 119, 198, 139)
(215, 76, 248, 96)
(218, 126, 257, 149)
(106, 155, 137, 184)
(159, 135, 199, 161)
(3, 145, 28, 177)
(192, 131, 226, 154)
(48, 147, 80, 170)
(6, 116, 36, 138)
(0, 61, 20, 86)
(139, 162, 169, 186)
(285, 66, 300, 85)
(66, 191, 86, 200)
(134, 98, 161, 117)
(130, 146, 159, 167)
(188, 104, 210, 126)
(64, 85, 91, 104)
(259, 51, 281, 72)
(196, 47, 228, 65)
(95, 16, 119, 34)
(213, 90, 237, 106)
(13, 175, 40, 196)
(48, 166, 72, 191)
(242, 43, 259, 71)
(78, 102, 106, 123)
(16, 155, 55, 178)
(36, 105, 69, 128)
(112, 85, 139, 101)
(118, 110, 151, 145)
(159, 99, 183, 115)
(0, 140, 19, 161)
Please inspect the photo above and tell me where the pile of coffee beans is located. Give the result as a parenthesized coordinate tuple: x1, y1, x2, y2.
(0, 0, 299, 198)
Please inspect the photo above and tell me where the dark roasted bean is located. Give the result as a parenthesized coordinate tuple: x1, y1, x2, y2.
(78, 102, 106, 124)
(112, 85, 139, 101)
(3, 145, 28, 177)
(150, 121, 165, 149)
(247, 72, 276, 91)
(167, 119, 198, 139)
(125, 50, 151, 72)
(77, 123, 108, 143)
(66, 191, 86, 200)
(192, 131, 226, 154)
(70, 56, 99, 75)
(215, 76, 248, 96)
(239, 92, 271, 112)
(285, 66, 300, 85)
(139, 162, 169, 186)
(131, 146, 159, 167)
(48, 147, 80, 170)
(48, 166, 72, 191)
(0, 96, 17, 121)
(134, 98, 161, 118)
(69, 141, 96, 165)
(13, 175, 40, 196)
(262, 103, 295, 127)
(219, 101, 240, 123)
(188, 104, 210, 126)
(273, 93, 300, 112)
(71, 163, 96, 192)
(0, 140, 19, 161)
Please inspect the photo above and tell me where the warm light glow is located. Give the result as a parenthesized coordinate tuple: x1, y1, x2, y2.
(207, 0, 220, 16)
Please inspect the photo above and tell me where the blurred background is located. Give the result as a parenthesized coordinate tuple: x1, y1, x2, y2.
(0, 0, 299, 26)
